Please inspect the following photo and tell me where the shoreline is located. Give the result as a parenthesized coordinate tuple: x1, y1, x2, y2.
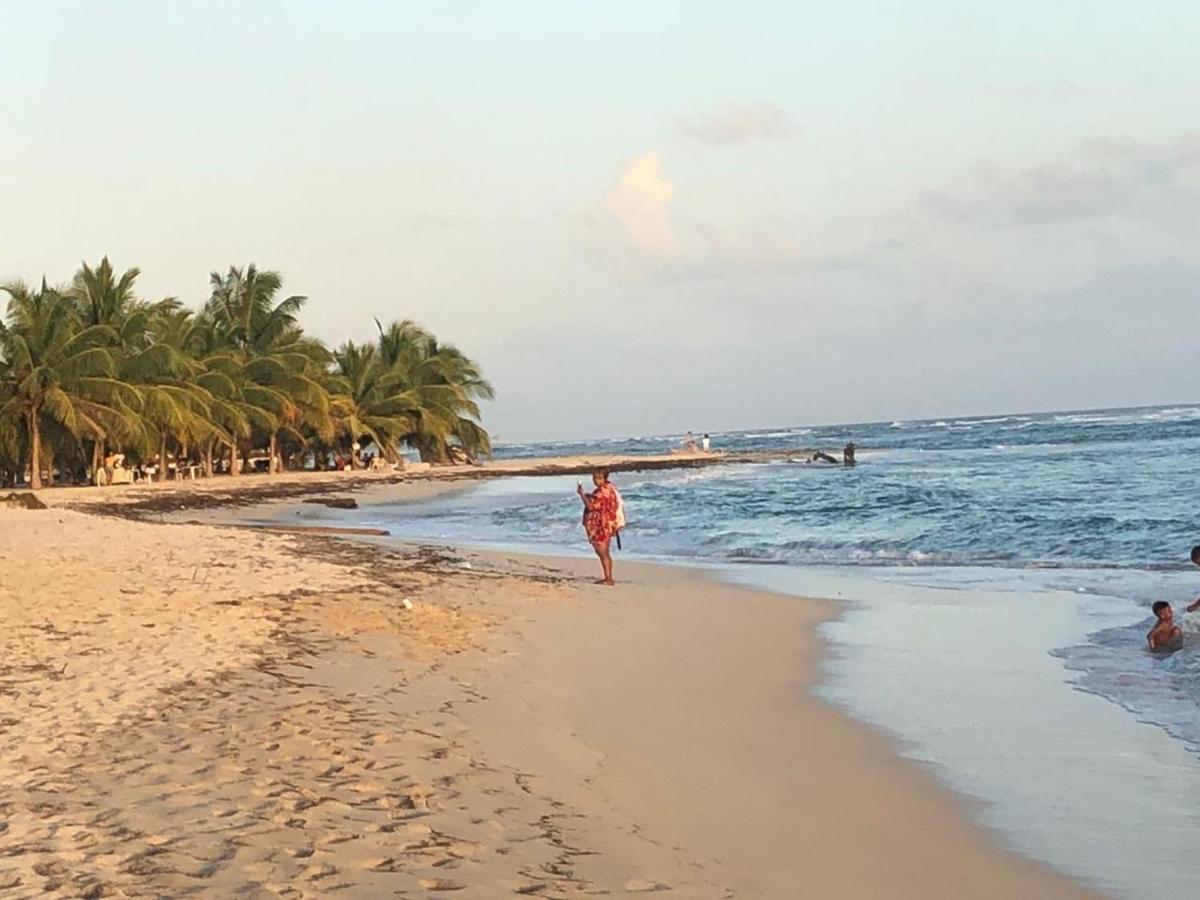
(23, 449, 834, 519)
(1, 484, 1099, 897)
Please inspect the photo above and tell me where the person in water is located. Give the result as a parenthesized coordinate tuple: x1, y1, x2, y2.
(578, 468, 620, 585)
(1147, 601, 1184, 652)
(843, 441, 857, 466)
(1187, 544, 1200, 614)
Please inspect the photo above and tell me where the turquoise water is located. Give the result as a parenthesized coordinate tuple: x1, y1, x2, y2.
(490, 404, 1200, 573)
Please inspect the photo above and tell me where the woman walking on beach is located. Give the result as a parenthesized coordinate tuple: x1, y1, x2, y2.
(578, 468, 620, 585)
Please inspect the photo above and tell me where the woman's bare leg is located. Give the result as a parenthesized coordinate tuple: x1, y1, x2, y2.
(590, 539, 614, 584)
(598, 538, 614, 585)
(590, 540, 604, 581)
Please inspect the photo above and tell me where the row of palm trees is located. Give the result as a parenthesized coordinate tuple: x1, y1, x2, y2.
(0, 258, 493, 489)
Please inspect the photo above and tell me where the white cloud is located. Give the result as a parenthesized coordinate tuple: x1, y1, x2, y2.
(674, 103, 793, 146)
(601, 152, 677, 254)
(580, 152, 683, 272)
(921, 133, 1200, 232)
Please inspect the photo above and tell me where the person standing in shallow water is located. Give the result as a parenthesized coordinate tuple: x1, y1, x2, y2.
(1187, 545, 1200, 614)
(578, 468, 620, 585)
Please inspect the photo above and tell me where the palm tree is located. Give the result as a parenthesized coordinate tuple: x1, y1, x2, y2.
(329, 339, 428, 464)
(0, 348, 23, 486)
(69, 257, 181, 474)
(373, 319, 494, 462)
(1, 260, 493, 485)
(144, 308, 259, 478)
(0, 281, 133, 489)
(116, 305, 222, 481)
(71, 257, 142, 329)
(205, 265, 332, 473)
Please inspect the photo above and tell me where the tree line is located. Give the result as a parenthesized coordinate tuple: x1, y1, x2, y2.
(0, 258, 493, 488)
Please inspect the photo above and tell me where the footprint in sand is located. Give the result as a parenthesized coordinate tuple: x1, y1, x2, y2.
(624, 878, 672, 892)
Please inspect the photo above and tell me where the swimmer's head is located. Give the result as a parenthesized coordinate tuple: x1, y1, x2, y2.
(1190, 545, 1200, 566)
(1153, 600, 1173, 622)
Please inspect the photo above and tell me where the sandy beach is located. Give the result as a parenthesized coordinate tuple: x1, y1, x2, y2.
(7, 4, 1196, 895)
(0, 486, 1098, 898)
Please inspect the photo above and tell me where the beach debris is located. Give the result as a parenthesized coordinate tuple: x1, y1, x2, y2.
(401, 598, 414, 610)
(303, 497, 359, 509)
(253, 524, 390, 536)
(418, 878, 466, 892)
(0, 491, 47, 510)
(461, 561, 472, 570)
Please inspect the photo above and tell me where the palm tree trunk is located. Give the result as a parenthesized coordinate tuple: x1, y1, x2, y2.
(269, 432, 278, 474)
(159, 435, 169, 483)
(28, 409, 42, 490)
(90, 441, 102, 486)
(229, 442, 240, 477)
(203, 441, 214, 478)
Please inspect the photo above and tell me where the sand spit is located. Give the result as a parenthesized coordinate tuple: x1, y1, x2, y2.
(29, 450, 821, 522)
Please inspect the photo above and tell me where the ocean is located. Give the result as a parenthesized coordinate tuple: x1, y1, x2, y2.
(298, 403, 1200, 897)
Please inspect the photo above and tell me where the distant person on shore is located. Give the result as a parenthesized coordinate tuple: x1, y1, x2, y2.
(577, 468, 621, 585)
(702, 434, 711, 452)
(809, 451, 839, 465)
(102, 451, 118, 486)
(1147, 601, 1184, 652)
(683, 431, 698, 451)
(843, 442, 857, 467)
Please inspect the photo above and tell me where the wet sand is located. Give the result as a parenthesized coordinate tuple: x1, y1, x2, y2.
(0, 497, 1098, 898)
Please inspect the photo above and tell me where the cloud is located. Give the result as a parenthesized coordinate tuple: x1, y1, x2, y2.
(580, 152, 682, 271)
(601, 152, 677, 254)
(921, 133, 1200, 231)
(674, 103, 793, 146)
(580, 152, 906, 286)
(981, 78, 1083, 102)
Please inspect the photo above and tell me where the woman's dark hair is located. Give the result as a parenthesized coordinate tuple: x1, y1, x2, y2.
(1191, 545, 1200, 563)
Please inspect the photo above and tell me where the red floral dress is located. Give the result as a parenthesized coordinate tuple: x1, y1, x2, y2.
(583, 483, 620, 544)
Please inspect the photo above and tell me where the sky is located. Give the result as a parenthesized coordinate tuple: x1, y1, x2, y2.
(2, 1, 1199, 441)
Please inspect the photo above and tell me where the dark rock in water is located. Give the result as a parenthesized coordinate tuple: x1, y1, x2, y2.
(0, 492, 48, 510)
(302, 497, 359, 510)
